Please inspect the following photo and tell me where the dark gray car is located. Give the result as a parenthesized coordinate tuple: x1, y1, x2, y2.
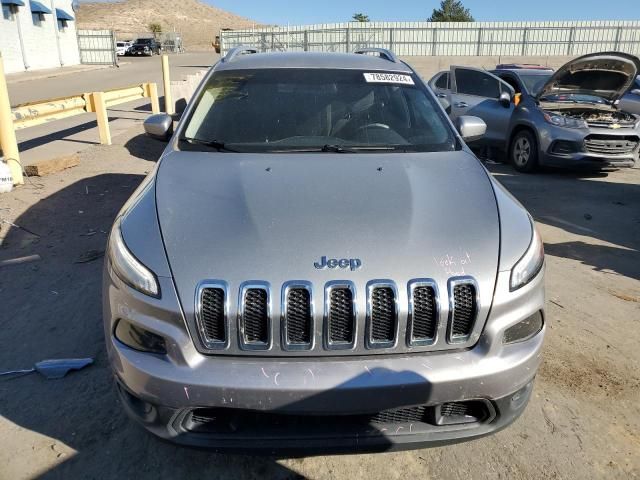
(432, 53, 640, 172)
(103, 48, 546, 454)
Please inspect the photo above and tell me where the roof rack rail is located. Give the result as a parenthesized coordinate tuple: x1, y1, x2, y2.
(222, 46, 259, 63)
(354, 48, 398, 63)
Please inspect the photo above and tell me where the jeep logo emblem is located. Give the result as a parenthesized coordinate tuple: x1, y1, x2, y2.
(314, 256, 362, 271)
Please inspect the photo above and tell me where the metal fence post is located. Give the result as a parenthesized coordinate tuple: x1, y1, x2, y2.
(161, 55, 174, 115)
(567, 27, 575, 56)
(614, 26, 622, 51)
(477, 27, 483, 56)
(521, 28, 528, 56)
(389, 28, 394, 51)
(0, 53, 23, 185)
(303, 30, 309, 51)
(431, 28, 437, 56)
(92, 92, 112, 145)
(260, 32, 267, 52)
(346, 27, 351, 52)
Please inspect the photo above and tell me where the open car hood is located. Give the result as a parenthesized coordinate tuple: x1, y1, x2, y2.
(537, 52, 640, 102)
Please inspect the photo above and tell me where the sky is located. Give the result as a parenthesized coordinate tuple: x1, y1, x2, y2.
(204, 0, 640, 25)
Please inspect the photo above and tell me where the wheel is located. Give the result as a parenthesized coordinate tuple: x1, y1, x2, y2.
(509, 130, 538, 173)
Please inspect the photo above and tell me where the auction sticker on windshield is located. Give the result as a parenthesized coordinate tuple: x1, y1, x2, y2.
(363, 73, 415, 85)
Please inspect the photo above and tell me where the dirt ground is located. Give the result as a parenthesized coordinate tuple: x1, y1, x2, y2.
(0, 126, 639, 480)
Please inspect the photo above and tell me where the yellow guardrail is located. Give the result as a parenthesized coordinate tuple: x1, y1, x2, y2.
(1, 76, 160, 185)
(0, 51, 170, 185)
(10, 82, 159, 137)
(12, 94, 88, 130)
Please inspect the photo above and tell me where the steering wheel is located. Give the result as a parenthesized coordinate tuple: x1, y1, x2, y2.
(356, 123, 390, 132)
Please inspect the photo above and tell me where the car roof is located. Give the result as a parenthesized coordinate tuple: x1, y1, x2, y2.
(214, 51, 413, 73)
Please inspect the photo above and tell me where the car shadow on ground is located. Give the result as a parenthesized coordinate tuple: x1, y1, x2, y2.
(124, 133, 167, 162)
(485, 162, 640, 281)
(0, 173, 316, 479)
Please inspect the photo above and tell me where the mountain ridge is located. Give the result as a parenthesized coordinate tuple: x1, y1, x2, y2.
(77, 0, 260, 48)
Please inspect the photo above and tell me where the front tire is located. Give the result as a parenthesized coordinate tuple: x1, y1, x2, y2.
(510, 130, 538, 173)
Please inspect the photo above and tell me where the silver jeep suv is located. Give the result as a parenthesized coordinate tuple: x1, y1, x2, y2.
(103, 47, 546, 454)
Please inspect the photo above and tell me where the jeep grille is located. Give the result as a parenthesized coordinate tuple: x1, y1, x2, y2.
(194, 278, 481, 356)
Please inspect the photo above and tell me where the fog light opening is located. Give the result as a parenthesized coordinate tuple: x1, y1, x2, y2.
(114, 319, 167, 354)
(503, 311, 544, 345)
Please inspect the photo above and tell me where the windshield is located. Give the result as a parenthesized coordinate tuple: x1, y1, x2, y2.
(136, 39, 152, 44)
(517, 73, 552, 96)
(181, 68, 456, 153)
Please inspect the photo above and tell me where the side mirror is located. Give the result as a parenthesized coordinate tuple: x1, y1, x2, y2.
(456, 116, 486, 142)
(499, 91, 512, 107)
(143, 114, 173, 141)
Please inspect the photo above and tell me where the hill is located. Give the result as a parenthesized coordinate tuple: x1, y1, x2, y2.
(76, 0, 259, 48)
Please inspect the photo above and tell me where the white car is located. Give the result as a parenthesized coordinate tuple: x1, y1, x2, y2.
(115, 41, 131, 56)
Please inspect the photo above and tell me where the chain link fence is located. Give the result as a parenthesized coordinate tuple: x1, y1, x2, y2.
(220, 21, 640, 57)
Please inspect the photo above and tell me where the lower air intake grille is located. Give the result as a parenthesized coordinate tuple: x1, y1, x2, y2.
(241, 288, 269, 345)
(451, 283, 477, 340)
(328, 287, 355, 345)
(584, 135, 639, 155)
(285, 288, 312, 345)
(410, 285, 437, 343)
(369, 287, 397, 345)
(199, 288, 226, 346)
(370, 406, 429, 424)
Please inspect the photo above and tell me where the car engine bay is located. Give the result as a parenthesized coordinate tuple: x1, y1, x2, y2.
(544, 108, 638, 127)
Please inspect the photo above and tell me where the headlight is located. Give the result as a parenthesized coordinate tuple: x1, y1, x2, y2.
(543, 112, 587, 129)
(510, 222, 544, 291)
(108, 218, 159, 297)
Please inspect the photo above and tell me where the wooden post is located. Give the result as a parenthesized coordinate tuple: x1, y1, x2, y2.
(92, 91, 111, 145)
(0, 53, 23, 185)
(146, 82, 160, 114)
(161, 55, 173, 115)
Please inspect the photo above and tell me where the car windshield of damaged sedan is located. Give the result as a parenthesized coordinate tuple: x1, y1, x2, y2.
(180, 69, 457, 153)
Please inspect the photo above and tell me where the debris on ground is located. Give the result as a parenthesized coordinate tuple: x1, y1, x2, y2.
(0, 254, 42, 269)
(74, 249, 104, 263)
(0, 358, 93, 380)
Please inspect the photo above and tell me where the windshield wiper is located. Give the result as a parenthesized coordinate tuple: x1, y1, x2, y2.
(180, 137, 238, 152)
(268, 144, 399, 153)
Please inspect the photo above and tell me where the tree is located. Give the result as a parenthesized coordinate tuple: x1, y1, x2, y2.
(148, 22, 162, 39)
(352, 13, 370, 23)
(428, 0, 474, 22)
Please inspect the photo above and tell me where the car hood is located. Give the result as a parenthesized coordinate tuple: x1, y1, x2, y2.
(155, 150, 500, 321)
(537, 52, 640, 102)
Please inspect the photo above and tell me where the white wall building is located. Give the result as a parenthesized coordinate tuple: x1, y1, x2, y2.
(0, 0, 80, 74)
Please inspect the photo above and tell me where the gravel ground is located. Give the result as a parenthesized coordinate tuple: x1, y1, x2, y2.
(0, 128, 638, 480)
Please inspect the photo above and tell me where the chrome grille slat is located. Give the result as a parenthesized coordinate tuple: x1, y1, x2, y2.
(407, 280, 439, 346)
(325, 282, 356, 349)
(282, 282, 314, 350)
(238, 283, 271, 350)
(367, 281, 398, 348)
(195, 282, 228, 350)
(201, 289, 226, 341)
(448, 278, 479, 343)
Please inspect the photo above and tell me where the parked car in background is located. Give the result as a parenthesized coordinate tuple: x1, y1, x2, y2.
(129, 38, 161, 56)
(115, 41, 131, 56)
(434, 52, 640, 171)
(427, 70, 450, 111)
(619, 75, 640, 115)
(104, 47, 546, 454)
